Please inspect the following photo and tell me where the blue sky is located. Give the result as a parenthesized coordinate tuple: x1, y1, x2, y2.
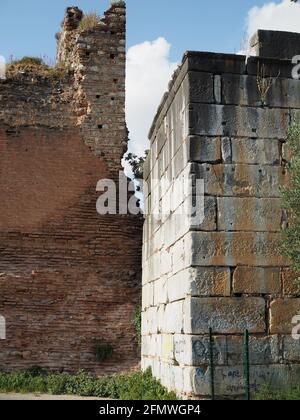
(1, 0, 273, 62)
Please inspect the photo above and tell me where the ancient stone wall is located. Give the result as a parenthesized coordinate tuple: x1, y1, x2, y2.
(0, 2, 142, 375)
(142, 32, 300, 398)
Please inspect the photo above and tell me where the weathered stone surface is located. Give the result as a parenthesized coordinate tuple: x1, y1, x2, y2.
(222, 74, 300, 109)
(188, 231, 285, 267)
(142, 307, 158, 335)
(226, 335, 280, 365)
(183, 72, 214, 103)
(190, 104, 289, 139)
(283, 336, 300, 362)
(174, 334, 227, 366)
(186, 52, 246, 75)
(184, 297, 266, 334)
(174, 334, 278, 367)
(233, 267, 281, 294)
(250, 29, 300, 60)
(190, 267, 231, 297)
(186, 136, 221, 163)
(247, 56, 294, 79)
(167, 267, 231, 303)
(221, 137, 232, 163)
(184, 364, 300, 397)
(162, 301, 184, 334)
(142, 282, 154, 309)
(153, 276, 168, 306)
(161, 334, 174, 361)
(231, 138, 280, 165)
(190, 163, 287, 198)
(218, 197, 283, 232)
(282, 268, 300, 296)
(214, 75, 221, 104)
(270, 298, 300, 334)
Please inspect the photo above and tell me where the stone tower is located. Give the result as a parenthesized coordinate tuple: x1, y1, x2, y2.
(142, 30, 300, 399)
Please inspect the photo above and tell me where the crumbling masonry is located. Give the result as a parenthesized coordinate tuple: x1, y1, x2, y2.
(0, 2, 143, 375)
(142, 30, 300, 399)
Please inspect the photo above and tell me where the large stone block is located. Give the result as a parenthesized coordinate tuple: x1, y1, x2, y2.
(189, 104, 289, 139)
(167, 267, 230, 303)
(230, 138, 280, 165)
(183, 72, 214, 103)
(184, 297, 266, 334)
(184, 364, 300, 397)
(233, 266, 281, 294)
(142, 282, 154, 310)
(218, 197, 282, 232)
(246, 56, 293, 79)
(186, 52, 246, 75)
(270, 298, 300, 334)
(190, 163, 288, 198)
(190, 267, 231, 297)
(186, 136, 221, 163)
(250, 29, 300, 60)
(226, 335, 280, 365)
(162, 301, 184, 334)
(153, 276, 168, 306)
(142, 307, 158, 335)
(222, 74, 300, 109)
(283, 336, 300, 362)
(188, 231, 285, 267)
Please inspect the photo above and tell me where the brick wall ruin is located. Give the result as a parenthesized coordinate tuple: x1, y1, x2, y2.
(0, 2, 143, 375)
(142, 31, 300, 399)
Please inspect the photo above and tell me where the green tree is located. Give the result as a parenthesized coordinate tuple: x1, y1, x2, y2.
(125, 150, 149, 180)
(281, 123, 300, 274)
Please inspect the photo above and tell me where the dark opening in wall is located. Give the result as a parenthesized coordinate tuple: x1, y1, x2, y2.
(96, 95, 100, 99)
(98, 124, 103, 129)
(110, 54, 115, 59)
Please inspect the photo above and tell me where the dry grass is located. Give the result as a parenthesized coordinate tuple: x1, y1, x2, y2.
(6, 57, 68, 80)
(77, 12, 101, 32)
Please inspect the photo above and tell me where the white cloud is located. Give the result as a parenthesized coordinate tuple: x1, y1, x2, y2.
(126, 37, 178, 157)
(246, 0, 300, 39)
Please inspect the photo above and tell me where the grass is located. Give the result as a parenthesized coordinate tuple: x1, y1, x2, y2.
(0, 368, 177, 400)
(254, 384, 300, 400)
(6, 56, 68, 80)
(77, 12, 101, 32)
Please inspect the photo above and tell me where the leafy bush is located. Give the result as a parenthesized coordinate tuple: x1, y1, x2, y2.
(0, 368, 177, 400)
(125, 151, 149, 180)
(78, 12, 101, 32)
(281, 123, 300, 283)
(254, 384, 300, 400)
(10, 56, 44, 66)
